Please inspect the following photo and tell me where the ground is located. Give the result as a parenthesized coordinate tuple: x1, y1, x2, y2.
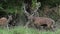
(0, 26, 60, 34)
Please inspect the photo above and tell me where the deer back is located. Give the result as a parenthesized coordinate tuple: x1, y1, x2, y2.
(33, 17, 55, 26)
(0, 17, 8, 25)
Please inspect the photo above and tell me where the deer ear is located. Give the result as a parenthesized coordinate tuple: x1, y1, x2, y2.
(8, 15, 12, 20)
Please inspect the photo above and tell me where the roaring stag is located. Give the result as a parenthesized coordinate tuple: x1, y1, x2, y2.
(23, 2, 55, 31)
(0, 15, 12, 29)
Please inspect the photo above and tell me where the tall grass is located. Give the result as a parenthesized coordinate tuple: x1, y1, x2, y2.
(0, 26, 60, 34)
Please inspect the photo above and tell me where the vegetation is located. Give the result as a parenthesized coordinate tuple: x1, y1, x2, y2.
(0, 0, 60, 34)
(0, 26, 59, 34)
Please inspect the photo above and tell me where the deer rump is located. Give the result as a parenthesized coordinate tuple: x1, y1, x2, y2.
(31, 17, 55, 29)
(0, 17, 8, 27)
(0, 17, 7, 25)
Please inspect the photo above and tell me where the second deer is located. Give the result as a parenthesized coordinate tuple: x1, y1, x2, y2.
(0, 15, 12, 29)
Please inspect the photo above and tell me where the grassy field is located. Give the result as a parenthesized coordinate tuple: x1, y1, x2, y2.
(0, 26, 60, 34)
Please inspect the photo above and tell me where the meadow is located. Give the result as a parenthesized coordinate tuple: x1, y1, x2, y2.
(0, 26, 60, 34)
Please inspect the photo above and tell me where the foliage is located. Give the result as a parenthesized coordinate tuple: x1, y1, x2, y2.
(38, 0, 60, 7)
(0, 26, 60, 34)
(0, 0, 24, 15)
(31, 0, 37, 9)
(0, 0, 60, 26)
(0, 0, 60, 14)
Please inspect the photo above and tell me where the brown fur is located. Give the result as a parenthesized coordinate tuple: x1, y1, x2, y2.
(31, 17, 55, 30)
(0, 15, 12, 29)
(0, 17, 8, 28)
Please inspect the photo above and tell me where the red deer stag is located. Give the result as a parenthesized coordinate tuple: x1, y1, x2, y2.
(25, 15, 55, 31)
(0, 15, 12, 29)
(23, 2, 55, 30)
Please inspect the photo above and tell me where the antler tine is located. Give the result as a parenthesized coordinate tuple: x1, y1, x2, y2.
(23, 3, 30, 16)
(30, 2, 41, 17)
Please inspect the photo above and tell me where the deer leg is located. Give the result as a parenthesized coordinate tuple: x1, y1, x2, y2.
(50, 25, 55, 31)
(34, 24, 40, 30)
(24, 21, 31, 28)
(7, 24, 9, 30)
(46, 24, 50, 30)
(47, 24, 54, 31)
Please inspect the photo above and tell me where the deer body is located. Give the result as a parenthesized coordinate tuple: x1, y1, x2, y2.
(23, 2, 55, 30)
(30, 17, 55, 30)
(0, 17, 8, 26)
(0, 15, 12, 29)
(0, 17, 9, 29)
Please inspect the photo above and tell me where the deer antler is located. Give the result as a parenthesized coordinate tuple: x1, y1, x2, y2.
(23, 3, 30, 17)
(23, 2, 41, 28)
(30, 2, 41, 17)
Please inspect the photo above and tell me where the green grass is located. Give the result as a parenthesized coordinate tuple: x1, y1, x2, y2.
(0, 26, 60, 34)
